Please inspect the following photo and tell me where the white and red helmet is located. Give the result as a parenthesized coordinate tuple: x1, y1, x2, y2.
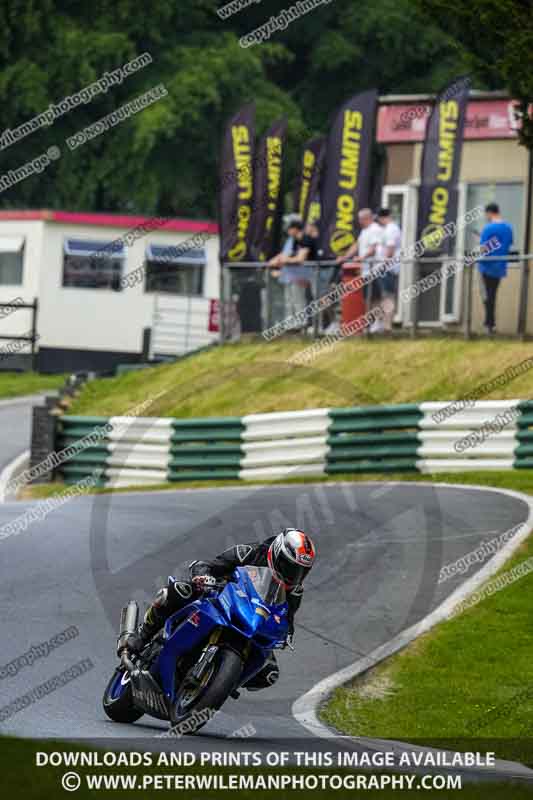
(267, 528, 316, 588)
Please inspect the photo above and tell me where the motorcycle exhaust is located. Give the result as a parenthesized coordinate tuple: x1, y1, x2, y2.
(117, 600, 139, 655)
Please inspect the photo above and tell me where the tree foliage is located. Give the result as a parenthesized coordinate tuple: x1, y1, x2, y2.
(414, 0, 533, 150)
(0, 0, 480, 216)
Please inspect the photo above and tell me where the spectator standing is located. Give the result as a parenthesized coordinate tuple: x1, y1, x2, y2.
(269, 219, 314, 331)
(339, 208, 384, 333)
(477, 203, 513, 334)
(303, 221, 321, 326)
(376, 207, 402, 332)
(306, 220, 338, 332)
(304, 220, 320, 260)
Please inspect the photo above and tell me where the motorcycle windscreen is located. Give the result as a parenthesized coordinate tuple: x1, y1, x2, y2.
(243, 566, 286, 605)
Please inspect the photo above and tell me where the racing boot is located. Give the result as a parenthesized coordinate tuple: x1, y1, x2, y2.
(118, 579, 195, 657)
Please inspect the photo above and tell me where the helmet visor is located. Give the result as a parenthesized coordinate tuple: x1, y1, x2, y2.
(277, 552, 307, 587)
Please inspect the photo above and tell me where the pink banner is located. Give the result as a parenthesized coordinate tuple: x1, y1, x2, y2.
(377, 99, 520, 143)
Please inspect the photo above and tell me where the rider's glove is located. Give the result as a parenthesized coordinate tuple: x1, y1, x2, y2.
(283, 633, 295, 650)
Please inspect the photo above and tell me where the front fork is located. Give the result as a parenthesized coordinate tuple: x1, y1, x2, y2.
(185, 628, 250, 687)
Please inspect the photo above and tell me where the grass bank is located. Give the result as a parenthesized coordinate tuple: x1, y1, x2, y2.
(20, 469, 533, 501)
(0, 371, 64, 399)
(66, 337, 533, 418)
(322, 502, 533, 764)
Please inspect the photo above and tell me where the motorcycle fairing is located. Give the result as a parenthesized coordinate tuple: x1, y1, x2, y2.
(154, 567, 289, 702)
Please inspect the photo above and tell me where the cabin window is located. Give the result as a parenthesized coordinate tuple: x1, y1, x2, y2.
(62, 238, 125, 289)
(0, 236, 25, 285)
(144, 244, 205, 295)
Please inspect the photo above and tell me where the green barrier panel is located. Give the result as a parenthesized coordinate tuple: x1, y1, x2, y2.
(326, 460, 418, 474)
(170, 444, 242, 455)
(516, 413, 533, 428)
(171, 430, 243, 443)
(168, 469, 240, 481)
(57, 426, 110, 440)
(57, 452, 109, 465)
(514, 458, 533, 469)
(56, 440, 109, 456)
(329, 414, 422, 433)
(172, 417, 244, 429)
(61, 464, 107, 478)
(58, 433, 107, 444)
(328, 445, 419, 460)
(328, 432, 419, 446)
(514, 444, 533, 457)
(63, 476, 108, 487)
(61, 415, 110, 426)
(169, 456, 242, 468)
(330, 404, 421, 418)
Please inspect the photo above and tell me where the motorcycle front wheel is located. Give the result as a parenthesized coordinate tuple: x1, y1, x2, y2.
(102, 668, 144, 723)
(170, 647, 242, 734)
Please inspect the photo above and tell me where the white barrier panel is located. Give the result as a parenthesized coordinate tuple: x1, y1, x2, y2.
(417, 458, 515, 473)
(239, 463, 327, 481)
(241, 440, 329, 469)
(420, 400, 520, 430)
(105, 466, 168, 486)
(243, 409, 331, 441)
(418, 430, 517, 458)
(108, 417, 174, 444)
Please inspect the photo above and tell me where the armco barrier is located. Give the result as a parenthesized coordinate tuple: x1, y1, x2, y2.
(327, 404, 422, 474)
(55, 400, 529, 488)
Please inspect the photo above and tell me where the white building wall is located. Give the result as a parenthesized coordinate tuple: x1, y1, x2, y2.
(0, 219, 220, 358)
(0, 219, 45, 343)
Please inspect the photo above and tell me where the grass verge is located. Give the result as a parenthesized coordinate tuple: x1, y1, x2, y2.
(322, 495, 533, 764)
(66, 337, 533, 418)
(20, 469, 533, 501)
(0, 371, 64, 399)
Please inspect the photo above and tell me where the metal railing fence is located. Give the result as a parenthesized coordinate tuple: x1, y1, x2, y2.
(221, 254, 533, 341)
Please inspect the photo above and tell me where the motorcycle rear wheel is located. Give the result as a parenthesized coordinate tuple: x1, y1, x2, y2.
(169, 647, 242, 734)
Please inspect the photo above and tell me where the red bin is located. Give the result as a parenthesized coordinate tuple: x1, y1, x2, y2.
(341, 261, 366, 330)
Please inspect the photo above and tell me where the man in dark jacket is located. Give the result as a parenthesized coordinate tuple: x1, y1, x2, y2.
(119, 528, 316, 690)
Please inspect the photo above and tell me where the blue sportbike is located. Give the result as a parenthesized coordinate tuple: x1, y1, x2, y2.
(103, 566, 289, 732)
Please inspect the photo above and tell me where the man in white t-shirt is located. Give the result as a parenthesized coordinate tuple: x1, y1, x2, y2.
(338, 208, 384, 332)
(376, 207, 402, 332)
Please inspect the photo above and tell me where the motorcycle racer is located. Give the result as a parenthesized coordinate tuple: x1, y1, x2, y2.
(119, 528, 316, 690)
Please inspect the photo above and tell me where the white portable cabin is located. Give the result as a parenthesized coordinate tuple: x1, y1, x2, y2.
(0, 210, 220, 372)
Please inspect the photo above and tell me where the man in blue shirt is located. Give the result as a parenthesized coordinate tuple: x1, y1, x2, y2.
(477, 203, 514, 334)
